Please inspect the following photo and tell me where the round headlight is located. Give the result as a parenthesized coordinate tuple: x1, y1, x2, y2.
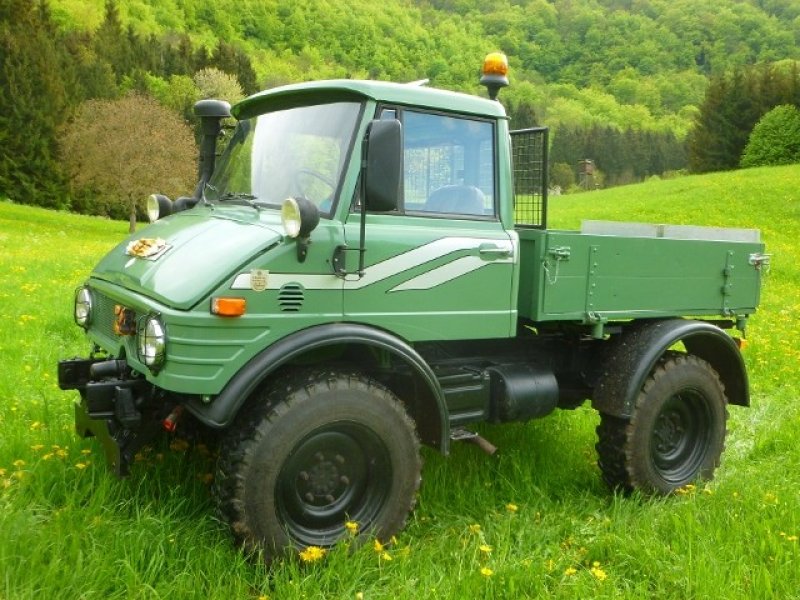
(281, 197, 320, 239)
(74, 287, 93, 328)
(147, 194, 173, 223)
(281, 198, 302, 238)
(138, 316, 166, 370)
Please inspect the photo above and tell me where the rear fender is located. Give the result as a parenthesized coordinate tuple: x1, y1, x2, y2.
(592, 319, 748, 419)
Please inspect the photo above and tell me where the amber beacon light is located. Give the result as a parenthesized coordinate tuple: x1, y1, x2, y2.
(480, 52, 509, 100)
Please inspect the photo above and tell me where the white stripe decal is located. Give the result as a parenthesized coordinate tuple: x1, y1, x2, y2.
(389, 256, 491, 292)
(231, 237, 513, 291)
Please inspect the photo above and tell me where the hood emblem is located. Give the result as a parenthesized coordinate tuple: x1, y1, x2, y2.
(126, 237, 170, 260)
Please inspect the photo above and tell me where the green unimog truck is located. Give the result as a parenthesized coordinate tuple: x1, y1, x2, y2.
(58, 54, 767, 559)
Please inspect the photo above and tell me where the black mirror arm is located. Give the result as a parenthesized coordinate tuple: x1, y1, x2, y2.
(358, 154, 368, 277)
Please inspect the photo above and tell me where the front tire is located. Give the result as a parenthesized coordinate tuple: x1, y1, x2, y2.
(214, 371, 421, 559)
(596, 354, 728, 494)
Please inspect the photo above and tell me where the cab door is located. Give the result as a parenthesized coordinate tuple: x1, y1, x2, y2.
(342, 108, 517, 342)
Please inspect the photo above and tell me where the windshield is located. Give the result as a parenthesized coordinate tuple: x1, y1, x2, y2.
(207, 101, 362, 214)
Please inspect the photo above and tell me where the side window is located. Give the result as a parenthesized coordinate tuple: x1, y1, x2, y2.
(402, 110, 495, 217)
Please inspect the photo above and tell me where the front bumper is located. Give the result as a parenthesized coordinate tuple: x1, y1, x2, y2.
(58, 357, 165, 476)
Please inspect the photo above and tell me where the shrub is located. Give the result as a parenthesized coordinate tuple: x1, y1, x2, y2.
(740, 104, 800, 168)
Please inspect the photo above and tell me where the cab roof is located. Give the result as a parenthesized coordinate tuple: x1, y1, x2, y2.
(232, 79, 507, 120)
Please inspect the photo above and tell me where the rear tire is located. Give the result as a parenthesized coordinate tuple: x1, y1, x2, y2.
(213, 371, 421, 560)
(596, 354, 728, 494)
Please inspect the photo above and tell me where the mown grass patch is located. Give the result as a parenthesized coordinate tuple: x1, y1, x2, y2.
(1, 165, 799, 599)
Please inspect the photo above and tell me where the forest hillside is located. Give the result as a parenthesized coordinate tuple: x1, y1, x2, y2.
(49, 0, 800, 132)
(2, 0, 799, 212)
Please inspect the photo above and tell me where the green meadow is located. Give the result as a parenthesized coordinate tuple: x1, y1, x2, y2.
(0, 165, 798, 599)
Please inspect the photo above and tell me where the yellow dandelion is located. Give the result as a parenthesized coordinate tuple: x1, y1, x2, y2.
(480, 567, 494, 577)
(30, 421, 43, 431)
(81, 449, 92, 455)
(30, 444, 44, 452)
(55, 449, 67, 459)
(787, 535, 798, 542)
(373, 539, 385, 553)
(75, 462, 87, 470)
(0, 468, 5, 477)
(468, 523, 481, 533)
(355, 593, 364, 600)
(12, 459, 25, 468)
(564, 567, 578, 576)
(169, 439, 190, 452)
(298, 546, 326, 563)
(590, 563, 608, 581)
(506, 503, 518, 513)
(42, 453, 54, 461)
(479, 544, 492, 554)
(345, 521, 359, 535)
(380, 552, 392, 561)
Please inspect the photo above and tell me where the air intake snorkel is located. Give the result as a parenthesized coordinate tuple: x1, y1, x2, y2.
(193, 98, 232, 199)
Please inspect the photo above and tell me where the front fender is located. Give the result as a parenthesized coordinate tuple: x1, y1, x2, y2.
(185, 322, 450, 452)
(592, 319, 749, 419)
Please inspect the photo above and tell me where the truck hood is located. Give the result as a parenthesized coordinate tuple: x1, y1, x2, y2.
(91, 207, 282, 310)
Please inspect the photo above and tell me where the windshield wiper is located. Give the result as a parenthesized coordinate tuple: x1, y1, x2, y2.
(217, 192, 261, 211)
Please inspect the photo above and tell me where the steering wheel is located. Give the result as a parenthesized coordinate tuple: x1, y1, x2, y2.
(294, 168, 335, 203)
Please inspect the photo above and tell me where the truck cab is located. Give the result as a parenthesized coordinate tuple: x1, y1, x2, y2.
(59, 57, 766, 561)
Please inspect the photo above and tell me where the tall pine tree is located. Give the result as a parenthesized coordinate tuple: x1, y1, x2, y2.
(0, 0, 73, 206)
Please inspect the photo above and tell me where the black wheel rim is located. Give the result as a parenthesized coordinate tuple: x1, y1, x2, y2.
(650, 388, 712, 485)
(275, 422, 391, 547)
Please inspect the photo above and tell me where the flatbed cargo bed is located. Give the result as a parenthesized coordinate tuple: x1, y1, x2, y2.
(517, 220, 765, 325)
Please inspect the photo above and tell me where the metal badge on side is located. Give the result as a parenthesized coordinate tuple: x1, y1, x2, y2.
(250, 269, 269, 292)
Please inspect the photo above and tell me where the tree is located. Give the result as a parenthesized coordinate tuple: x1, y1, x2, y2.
(61, 94, 196, 232)
(0, 0, 74, 207)
(550, 162, 575, 191)
(193, 67, 244, 105)
(94, 1, 133, 84)
(210, 40, 259, 95)
(740, 104, 800, 168)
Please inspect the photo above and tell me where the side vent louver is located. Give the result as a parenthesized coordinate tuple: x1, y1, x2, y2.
(278, 283, 305, 312)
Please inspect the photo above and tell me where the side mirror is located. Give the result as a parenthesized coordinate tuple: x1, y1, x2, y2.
(364, 119, 402, 212)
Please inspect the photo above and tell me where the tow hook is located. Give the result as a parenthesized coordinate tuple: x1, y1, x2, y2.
(450, 427, 498, 456)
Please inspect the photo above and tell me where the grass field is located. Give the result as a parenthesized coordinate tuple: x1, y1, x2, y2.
(1, 165, 798, 599)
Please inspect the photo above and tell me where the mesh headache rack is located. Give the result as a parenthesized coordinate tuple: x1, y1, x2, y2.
(511, 127, 549, 229)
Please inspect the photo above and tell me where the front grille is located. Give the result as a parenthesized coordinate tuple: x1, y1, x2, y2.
(90, 290, 137, 345)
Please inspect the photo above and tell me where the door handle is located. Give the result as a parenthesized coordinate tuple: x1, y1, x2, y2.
(478, 243, 512, 258)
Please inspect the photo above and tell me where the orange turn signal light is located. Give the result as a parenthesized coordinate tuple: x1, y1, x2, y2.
(211, 297, 246, 317)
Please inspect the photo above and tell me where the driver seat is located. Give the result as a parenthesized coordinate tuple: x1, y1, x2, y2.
(425, 185, 485, 216)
